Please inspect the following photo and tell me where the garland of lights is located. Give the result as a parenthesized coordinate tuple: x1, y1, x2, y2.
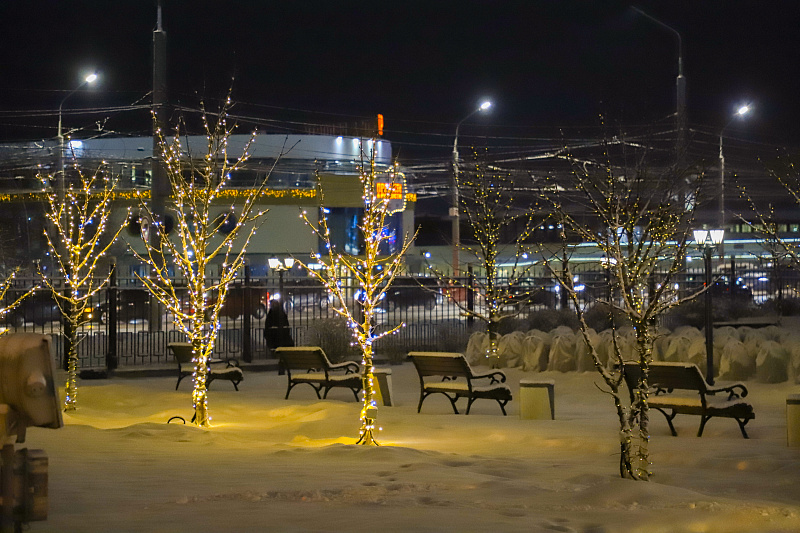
(128, 96, 279, 428)
(0, 188, 318, 203)
(39, 164, 127, 411)
(297, 152, 414, 445)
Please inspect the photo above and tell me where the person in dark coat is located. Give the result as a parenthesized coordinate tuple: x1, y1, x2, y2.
(264, 299, 293, 371)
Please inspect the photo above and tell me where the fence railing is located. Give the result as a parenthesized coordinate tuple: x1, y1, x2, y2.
(2, 260, 797, 369)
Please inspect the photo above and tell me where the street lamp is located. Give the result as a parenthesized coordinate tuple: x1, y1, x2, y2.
(57, 73, 98, 196)
(719, 104, 751, 229)
(451, 100, 492, 276)
(693, 228, 725, 385)
(268, 256, 295, 304)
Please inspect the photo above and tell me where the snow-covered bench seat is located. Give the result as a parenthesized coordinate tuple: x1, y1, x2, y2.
(275, 346, 361, 401)
(623, 361, 755, 438)
(408, 352, 512, 415)
(168, 342, 244, 391)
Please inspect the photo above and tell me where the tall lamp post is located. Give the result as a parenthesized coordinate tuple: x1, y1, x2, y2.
(268, 256, 295, 309)
(631, 7, 686, 163)
(693, 228, 725, 385)
(451, 100, 492, 276)
(719, 104, 751, 229)
(57, 73, 98, 196)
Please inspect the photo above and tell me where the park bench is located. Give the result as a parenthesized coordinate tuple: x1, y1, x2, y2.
(274, 346, 362, 401)
(408, 351, 512, 415)
(622, 361, 755, 438)
(167, 342, 244, 391)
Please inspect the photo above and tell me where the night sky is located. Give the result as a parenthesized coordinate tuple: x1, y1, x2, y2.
(2, 1, 799, 163)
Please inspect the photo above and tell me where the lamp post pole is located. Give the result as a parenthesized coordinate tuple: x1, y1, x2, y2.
(694, 229, 724, 385)
(703, 246, 714, 383)
(269, 257, 295, 311)
(631, 7, 685, 164)
(452, 101, 491, 277)
(719, 105, 752, 229)
(57, 73, 98, 198)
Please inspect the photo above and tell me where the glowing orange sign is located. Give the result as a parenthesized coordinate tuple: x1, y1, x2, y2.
(376, 182, 403, 200)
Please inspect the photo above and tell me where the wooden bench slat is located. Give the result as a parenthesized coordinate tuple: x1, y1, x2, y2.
(275, 346, 361, 401)
(408, 352, 512, 415)
(623, 361, 754, 438)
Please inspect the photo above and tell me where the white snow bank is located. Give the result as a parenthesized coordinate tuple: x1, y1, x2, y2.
(20, 365, 800, 532)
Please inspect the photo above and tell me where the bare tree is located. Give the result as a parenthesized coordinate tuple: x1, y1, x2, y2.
(738, 151, 800, 274)
(0, 269, 36, 331)
(539, 139, 704, 479)
(298, 149, 414, 445)
(39, 165, 126, 410)
(130, 96, 281, 427)
(432, 151, 538, 366)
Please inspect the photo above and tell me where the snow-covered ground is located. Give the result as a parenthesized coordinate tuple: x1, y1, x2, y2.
(24, 364, 800, 532)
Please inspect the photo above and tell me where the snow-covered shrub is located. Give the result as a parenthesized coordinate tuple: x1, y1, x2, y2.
(718, 338, 756, 381)
(548, 330, 576, 372)
(755, 340, 789, 383)
(465, 331, 489, 365)
(522, 329, 550, 371)
(497, 330, 526, 368)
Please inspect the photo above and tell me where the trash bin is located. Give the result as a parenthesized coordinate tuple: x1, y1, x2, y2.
(519, 379, 555, 420)
(788, 394, 800, 447)
(373, 368, 393, 407)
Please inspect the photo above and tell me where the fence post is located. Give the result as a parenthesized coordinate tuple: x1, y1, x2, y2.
(467, 264, 474, 327)
(62, 283, 72, 371)
(106, 259, 118, 372)
(242, 262, 252, 362)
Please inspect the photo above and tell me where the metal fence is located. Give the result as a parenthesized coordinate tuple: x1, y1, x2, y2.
(2, 260, 798, 370)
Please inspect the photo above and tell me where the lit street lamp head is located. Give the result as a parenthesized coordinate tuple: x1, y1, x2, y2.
(737, 104, 751, 116)
(85, 73, 98, 84)
(479, 101, 492, 111)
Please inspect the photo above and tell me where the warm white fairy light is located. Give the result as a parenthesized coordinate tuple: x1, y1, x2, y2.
(129, 97, 280, 428)
(38, 164, 127, 411)
(296, 143, 415, 445)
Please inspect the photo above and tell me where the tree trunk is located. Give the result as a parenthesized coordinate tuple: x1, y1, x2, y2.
(357, 344, 378, 445)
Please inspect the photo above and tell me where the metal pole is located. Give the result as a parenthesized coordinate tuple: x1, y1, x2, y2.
(466, 263, 474, 327)
(630, 7, 685, 165)
(704, 248, 715, 385)
(242, 263, 252, 363)
(719, 134, 725, 229)
(451, 128, 462, 277)
(149, 1, 168, 332)
(278, 269, 285, 311)
(106, 259, 118, 373)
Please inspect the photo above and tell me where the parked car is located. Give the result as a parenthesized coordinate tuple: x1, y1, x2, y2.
(190, 287, 271, 320)
(382, 276, 442, 311)
(353, 276, 442, 311)
(3, 291, 100, 327)
(500, 278, 559, 310)
(281, 277, 330, 311)
(97, 288, 151, 324)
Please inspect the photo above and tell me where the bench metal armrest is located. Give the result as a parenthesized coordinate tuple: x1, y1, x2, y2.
(329, 361, 360, 374)
(209, 358, 239, 368)
(472, 370, 507, 384)
(707, 382, 748, 400)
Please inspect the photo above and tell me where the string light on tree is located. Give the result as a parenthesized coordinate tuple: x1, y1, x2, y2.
(129, 94, 287, 427)
(39, 164, 127, 411)
(296, 141, 414, 445)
